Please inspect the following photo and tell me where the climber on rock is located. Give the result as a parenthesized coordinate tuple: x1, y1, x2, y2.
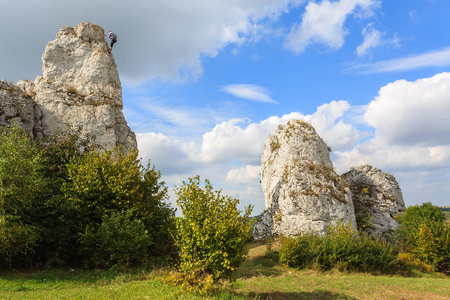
(107, 31, 117, 53)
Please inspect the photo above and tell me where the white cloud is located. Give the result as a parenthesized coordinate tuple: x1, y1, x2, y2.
(356, 24, 382, 56)
(349, 47, 450, 74)
(334, 72, 450, 177)
(221, 84, 277, 103)
(364, 72, 450, 146)
(226, 165, 262, 185)
(136, 132, 197, 175)
(285, 0, 379, 54)
(0, 0, 305, 84)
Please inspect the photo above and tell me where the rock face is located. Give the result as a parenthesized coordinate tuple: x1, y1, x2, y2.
(253, 120, 356, 239)
(342, 165, 405, 239)
(0, 23, 136, 150)
(0, 81, 40, 136)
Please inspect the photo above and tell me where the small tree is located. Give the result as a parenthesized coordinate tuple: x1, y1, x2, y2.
(174, 176, 253, 290)
(396, 202, 450, 273)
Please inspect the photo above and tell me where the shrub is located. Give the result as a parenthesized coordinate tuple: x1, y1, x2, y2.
(280, 222, 403, 274)
(62, 147, 175, 267)
(0, 216, 39, 268)
(79, 210, 153, 269)
(396, 203, 450, 273)
(173, 176, 253, 291)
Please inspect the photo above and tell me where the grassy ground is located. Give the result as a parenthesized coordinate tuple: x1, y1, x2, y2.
(1, 240, 449, 300)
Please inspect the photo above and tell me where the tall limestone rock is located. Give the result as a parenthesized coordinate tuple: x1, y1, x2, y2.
(0, 22, 136, 150)
(342, 165, 405, 239)
(253, 120, 356, 239)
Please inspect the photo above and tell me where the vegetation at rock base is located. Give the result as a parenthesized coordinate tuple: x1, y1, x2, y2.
(279, 222, 403, 274)
(395, 202, 450, 274)
(171, 176, 253, 293)
(0, 123, 174, 270)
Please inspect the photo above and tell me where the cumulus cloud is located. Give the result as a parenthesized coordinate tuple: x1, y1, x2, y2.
(364, 72, 450, 146)
(221, 84, 277, 103)
(334, 72, 450, 175)
(136, 132, 196, 175)
(349, 47, 450, 74)
(226, 165, 262, 185)
(0, 0, 305, 83)
(285, 0, 379, 54)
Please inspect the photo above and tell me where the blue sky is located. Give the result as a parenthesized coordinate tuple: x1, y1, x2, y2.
(1, 0, 450, 213)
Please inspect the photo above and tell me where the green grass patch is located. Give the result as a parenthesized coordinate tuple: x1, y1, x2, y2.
(1, 240, 449, 300)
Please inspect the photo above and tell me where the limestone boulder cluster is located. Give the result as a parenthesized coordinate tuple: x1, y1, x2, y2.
(0, 22, 136, 150)
(342, 165, 405, 239)
(254, 119, 405, 240)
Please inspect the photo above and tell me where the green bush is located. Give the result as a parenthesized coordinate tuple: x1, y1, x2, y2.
(173, 176, 253, 291)
(0, 123, 175, 269)
(0, 216, 39, 268)
(79, 210, 153, 269)
(280, 222, 403, 274)
(62, 147, 175, 267)
(396, 202, 450, 273)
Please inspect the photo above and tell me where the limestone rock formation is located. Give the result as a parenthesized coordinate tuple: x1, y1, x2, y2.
(0, 22, 136, 150)
(253, 120, 356, 239)
(0, 80, 41, 137)
(342, 165, 405, 239)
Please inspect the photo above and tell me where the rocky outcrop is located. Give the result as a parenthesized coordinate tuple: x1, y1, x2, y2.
(0, 81, 41, 137)
(254, 119, 406, 240)
(253, 120, 356, 239)
(0, 23, 136, 150)
(342, 165, 405, 239)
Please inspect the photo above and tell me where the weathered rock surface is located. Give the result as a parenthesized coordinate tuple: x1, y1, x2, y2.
(0, 22, 136, 150)
(0, 80, 41, 137)
(253, 120, 356, 239)
(342, 165, 405, 239)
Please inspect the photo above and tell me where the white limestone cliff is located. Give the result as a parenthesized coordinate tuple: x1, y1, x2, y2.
(0, 23, 136, 150)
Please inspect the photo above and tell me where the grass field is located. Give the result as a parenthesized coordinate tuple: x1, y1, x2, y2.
(1, 240, 449, 300)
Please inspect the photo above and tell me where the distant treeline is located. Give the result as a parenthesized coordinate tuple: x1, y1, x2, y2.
(439, 206, 450, 212)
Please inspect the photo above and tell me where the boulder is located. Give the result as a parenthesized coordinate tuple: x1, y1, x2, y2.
(254, 119, 356, 239)
(342, 165, 405, 239)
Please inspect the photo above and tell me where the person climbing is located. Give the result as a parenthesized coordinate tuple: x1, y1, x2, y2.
(107, 30, 117, 53)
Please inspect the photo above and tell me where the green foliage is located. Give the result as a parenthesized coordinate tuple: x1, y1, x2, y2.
(396, 202, 450, 273)
(0, 123, 49, 217)
(280, 222, 403, 274)
(79, 210, 153, 269)
(0, 216, 39, 268)
(173, 176, 253, 291)
(0, 122, 174, 269)
(62, 147, 175, 267)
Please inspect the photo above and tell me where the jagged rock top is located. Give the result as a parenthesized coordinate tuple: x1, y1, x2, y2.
(40, 22, 121, 106)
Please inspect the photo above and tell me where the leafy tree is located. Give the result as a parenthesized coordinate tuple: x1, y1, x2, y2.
(63, 147, 175, 267)
(396, 202, 450, 273)
(173, 176, 253, 291)
(0, 124, 48, 267)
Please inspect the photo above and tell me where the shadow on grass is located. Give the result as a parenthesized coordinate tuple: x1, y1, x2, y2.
(242, 290, 357, 300)
(236, 251, 283, 279)
(0, 268, 149, 287)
